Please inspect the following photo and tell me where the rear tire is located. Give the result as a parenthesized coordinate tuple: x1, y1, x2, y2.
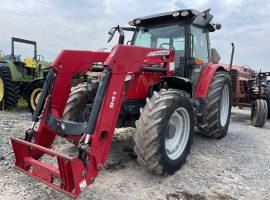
(0, 67, 20, 110)
(133, 89, 195, 175)
(251, 99, 268, 127)
(62, 83, 97, 144)
(198, 71, 232, 138)
(25, 79, 45, 113)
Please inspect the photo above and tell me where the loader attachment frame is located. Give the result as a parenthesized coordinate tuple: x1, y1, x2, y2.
(11, 45, 175, 198)
(11, 137, 85, 198)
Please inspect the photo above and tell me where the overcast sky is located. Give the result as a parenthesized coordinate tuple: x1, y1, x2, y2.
(0, 0, 269, 71)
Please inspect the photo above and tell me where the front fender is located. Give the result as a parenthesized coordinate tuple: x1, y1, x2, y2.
(23, 77, 45, 99)
(150, 76, 192, 96)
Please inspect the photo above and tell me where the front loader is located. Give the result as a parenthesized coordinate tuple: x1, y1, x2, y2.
(11, 9, 234, 198)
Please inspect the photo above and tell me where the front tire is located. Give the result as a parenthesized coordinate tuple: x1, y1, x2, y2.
(133, 89, 195, 175)
(62, 83, 97, 144)
(198, 71, 232, 138)
(25, 79, 45, 113)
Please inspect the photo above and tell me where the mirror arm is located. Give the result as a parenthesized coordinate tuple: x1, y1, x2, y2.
(118, 26, 125, 44)
(108, 26, 134, 44)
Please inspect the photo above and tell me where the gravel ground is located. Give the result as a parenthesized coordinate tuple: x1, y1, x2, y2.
(0, 107, 269, 200)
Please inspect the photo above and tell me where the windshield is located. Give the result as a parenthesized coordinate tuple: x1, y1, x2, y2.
(132, 22, 186, 75)
(132, 23, 185, 51)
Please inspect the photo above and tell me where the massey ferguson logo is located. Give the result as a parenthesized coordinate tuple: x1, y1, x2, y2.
(110, 91, 117, 109)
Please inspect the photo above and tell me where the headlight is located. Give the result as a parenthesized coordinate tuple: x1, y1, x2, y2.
(135, 19, 141, 25)
(181, 10, 189, 17)
(172, 12, 180, 17)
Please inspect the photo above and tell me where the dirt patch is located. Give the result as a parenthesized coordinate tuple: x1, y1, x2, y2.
(166, 191, 236, 200)
(105, 160, 126, 171)
(215, 193, 237, 200)
(167, 191, 206, 200)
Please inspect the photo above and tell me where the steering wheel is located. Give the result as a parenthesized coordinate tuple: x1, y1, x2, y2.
(158, 43, 170, 48)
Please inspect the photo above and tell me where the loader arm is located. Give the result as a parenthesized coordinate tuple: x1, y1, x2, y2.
(11, 45, 175, 198)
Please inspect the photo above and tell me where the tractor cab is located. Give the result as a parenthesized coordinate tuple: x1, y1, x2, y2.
(108, 9, 221, 88)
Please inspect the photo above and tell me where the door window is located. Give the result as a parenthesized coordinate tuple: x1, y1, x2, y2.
(191, 26, 209, 63)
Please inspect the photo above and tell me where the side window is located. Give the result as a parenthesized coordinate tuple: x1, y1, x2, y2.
(134, 32, 151, 47)
(191, 26, 209, 63)
(173, 37, 185, 51)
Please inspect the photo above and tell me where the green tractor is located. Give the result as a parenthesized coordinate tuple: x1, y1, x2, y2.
(0, 37, 50, 112)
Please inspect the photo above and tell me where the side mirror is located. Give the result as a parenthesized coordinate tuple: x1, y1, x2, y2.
(213, 23, 222, 30)
(193, 9, 213, 27)
(107, 27, 116, 43)
(210, 48, 221, 63)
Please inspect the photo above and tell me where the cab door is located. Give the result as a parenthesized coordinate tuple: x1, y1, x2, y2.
(190, 25, 210, 93)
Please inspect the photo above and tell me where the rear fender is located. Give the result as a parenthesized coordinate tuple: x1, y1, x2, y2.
(195, 62, 229, 98)
(6, 62, 25, 82)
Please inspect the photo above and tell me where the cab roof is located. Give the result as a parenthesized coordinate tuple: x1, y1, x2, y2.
(129, 9, 220, 32)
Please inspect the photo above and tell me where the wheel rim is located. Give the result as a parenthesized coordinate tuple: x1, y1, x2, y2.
(0, 77, 4, 102)
(165, 107, 190, 160)
(220, 85, 230, 127)
(30, 88, 42, 111)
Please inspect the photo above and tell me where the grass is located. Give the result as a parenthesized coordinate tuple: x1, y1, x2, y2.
(14, 98, 28, 111)
(0, 98, 28, 112)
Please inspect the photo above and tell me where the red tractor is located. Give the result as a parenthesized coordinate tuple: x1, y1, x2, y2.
(10, 9, 268, 198)
(231, 67, 270, 126)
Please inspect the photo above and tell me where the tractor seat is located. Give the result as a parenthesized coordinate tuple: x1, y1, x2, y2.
(24, 57, 37, 68)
